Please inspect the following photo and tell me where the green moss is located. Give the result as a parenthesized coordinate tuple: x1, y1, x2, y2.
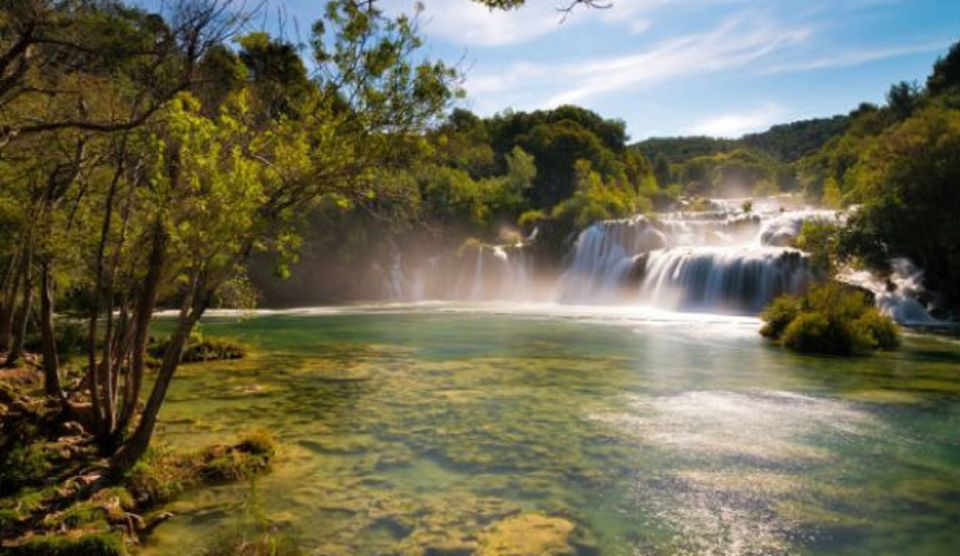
(0, 441, 55, 494)
(124, 432, 276, 506)
(7, 530, 125, 556)
(148, 332, 247, 364)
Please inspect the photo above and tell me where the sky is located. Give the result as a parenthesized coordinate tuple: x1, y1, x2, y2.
(156, 0, 959, 140)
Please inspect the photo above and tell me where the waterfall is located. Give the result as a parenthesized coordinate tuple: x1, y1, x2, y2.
(757, 209, 838, 246)
(838, 258, 939, 325)
(470, 246, 487, 300)
(379, 197, 937, 322)
(638, 247, 810, 313)
(559, 206, 825, 312)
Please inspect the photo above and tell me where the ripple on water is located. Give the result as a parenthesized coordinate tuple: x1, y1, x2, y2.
(590, 390, 881, 554)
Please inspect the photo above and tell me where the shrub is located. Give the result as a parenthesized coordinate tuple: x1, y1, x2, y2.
(148, 332, 246, 364)
(761, 282, 900, 355)
(759, 295, 800, 339)
(853, 311, 901, 350)
(518, 209, 548, 229)
(782, 312, 851, 354)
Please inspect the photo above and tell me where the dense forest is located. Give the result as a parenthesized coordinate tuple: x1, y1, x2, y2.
(256, 39, 960, 310)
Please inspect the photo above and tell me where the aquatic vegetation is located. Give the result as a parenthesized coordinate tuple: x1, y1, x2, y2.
(477, 513, 577, 555)
(136, 312, 960, 556)
(148, 333, 247, 364)
(124, 430, 276, 506)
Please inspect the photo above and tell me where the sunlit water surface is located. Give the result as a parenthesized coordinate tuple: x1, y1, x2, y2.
(140, 303, 960, 555)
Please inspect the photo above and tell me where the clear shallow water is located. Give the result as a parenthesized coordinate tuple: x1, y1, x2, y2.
(141, 304, 960, 555)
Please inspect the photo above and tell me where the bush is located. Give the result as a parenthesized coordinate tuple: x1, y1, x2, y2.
(853, 311, 901, 350)
(148, 332, 246, 364)
(517, 209, 548, 229)
(761, 282, 900, 355)
(759, 295, 800, 339)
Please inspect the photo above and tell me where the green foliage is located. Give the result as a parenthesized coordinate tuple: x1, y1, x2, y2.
(24, 320, 87, 358)
(0, 442, 54, 494)
(794, 220, 839, 275)
(518, 209, 548, 229)
(634, 116, 848, 196)
(124, 431, 276, 506)
(149, 332, 247, 364)
(761, 283, 899, 356)
(927, 41, 960, 96)
(759, 295, 800, 339)
(551, 160, 650, 228)
(838, 103, 960, 305)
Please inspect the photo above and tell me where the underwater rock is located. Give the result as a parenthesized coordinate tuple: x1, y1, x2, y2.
(477, 513, 576, 556)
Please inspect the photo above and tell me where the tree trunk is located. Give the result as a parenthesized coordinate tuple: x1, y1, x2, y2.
(115, 222, 167, 440)
(111, 275, 210, 473)
(0, 247, 23, 351)
(39, 258, 64, 399)
(4, 244, 33, 368)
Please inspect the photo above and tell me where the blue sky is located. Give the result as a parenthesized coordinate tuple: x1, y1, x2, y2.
(153, 0, 959, 139)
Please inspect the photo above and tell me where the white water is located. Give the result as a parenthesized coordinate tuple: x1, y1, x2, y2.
(383, 197, 938, 322)
(558, 202, 826, 313)
(839, 258, 939, 325)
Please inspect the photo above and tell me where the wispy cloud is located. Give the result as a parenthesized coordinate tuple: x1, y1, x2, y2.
(466, 15, 810, 107)
(687, 103, 788, 137)
(759, 40, 952, 74)
(405, 0, 684, 47)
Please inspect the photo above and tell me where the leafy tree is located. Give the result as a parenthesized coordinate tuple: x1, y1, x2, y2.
(927, 40, 960, 96)
(839, 103, 960, 307)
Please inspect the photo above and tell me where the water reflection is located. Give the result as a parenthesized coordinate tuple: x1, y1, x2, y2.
(143, 310, 960, 555)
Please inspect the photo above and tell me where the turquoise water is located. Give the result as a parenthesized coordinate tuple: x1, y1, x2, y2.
(141, 305, 960, 555)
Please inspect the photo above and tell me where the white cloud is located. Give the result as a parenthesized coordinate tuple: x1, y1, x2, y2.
(413, 1, 569, 47)
(687, 103, 787, 137)
(393, 0, 680, 47)
(759, 40, 952, 74)
(465, 14, 810, 106)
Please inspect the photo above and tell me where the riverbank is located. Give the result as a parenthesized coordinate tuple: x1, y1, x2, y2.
(0, 354, 275, 555)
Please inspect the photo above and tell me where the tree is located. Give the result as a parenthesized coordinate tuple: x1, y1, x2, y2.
(0, 0, 459, 473)
(927, 40, 960, 96)
(839, 104, 960, 308)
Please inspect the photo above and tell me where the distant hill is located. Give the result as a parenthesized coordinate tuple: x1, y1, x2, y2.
(634, 115, 849, 164)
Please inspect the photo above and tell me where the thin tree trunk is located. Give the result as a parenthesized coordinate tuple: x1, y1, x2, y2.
(4, 244, 34, 368)
(115, 222, 167, 440)
(0, 246, 23, 351)
(87, 155, 125, 436)
(111, 274, 208, 472)
(39, 258, 64, 399)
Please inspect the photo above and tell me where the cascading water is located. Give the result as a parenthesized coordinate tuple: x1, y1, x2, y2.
(636, 247, 809, 313)
(558, 202, 831, 313)
(838, 258, 939, 325)
(387, 242, 536, 302)
(380, 196, 937, 322)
